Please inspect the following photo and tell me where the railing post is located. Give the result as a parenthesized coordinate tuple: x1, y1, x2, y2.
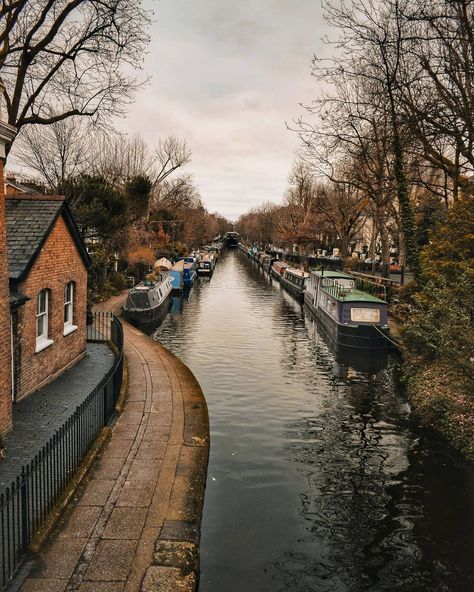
(20, 468, 28, 552)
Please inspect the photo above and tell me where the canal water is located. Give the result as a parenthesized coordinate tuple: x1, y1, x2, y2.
(152, 250, 474, 592)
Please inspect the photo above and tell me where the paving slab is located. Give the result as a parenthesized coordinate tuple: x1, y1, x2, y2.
(14, 294, 210, 592)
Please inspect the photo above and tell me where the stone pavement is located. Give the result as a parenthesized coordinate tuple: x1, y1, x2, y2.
(0, 343, 115, 489)
(15, 294, 209, 592)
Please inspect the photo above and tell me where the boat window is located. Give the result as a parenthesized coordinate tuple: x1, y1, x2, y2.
(127, 291, 149, 308)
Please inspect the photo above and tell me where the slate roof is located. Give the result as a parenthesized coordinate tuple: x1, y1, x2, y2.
(5, 195, 91, 282)
(6, 180, 44, 195)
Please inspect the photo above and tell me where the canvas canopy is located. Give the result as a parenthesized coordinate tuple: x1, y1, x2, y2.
(154, 257, 172, 270)
(172, 260, 185, 271)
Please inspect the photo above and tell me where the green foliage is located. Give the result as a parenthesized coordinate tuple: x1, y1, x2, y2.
(124, 175, 152, 221)
(64, 175, 128, 240)
(402, 195, 474, 458)
(404, 194, 474, 382)
(405, 363, 474, 461)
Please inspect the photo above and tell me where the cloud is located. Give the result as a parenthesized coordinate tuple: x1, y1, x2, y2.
(118, 0, 329, 220)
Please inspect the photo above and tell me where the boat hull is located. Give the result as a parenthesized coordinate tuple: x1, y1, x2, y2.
(123, 291, 172, 328)
(279, 274, 305, 302)
(304, 293, 390, 350)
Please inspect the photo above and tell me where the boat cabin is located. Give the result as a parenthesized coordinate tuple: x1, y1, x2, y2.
(304, 270, 389, 349)
(123, 274, 173, 326)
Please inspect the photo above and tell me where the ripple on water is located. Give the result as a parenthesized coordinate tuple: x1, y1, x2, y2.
(152, 251, 474, 592)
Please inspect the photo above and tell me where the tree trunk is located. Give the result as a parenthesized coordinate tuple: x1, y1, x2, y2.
(387, 87, 421, 279)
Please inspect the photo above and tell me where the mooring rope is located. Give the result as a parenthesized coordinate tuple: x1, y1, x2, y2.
(371, 323, 401, 348)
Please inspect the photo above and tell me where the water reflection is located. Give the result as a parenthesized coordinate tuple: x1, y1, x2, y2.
(151, 250, 474, 592)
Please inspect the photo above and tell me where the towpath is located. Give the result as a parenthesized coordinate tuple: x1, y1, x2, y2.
(15, 294, 209, 592)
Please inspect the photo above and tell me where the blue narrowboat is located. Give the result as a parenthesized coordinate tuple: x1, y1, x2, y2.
(304, 270, 390, 350)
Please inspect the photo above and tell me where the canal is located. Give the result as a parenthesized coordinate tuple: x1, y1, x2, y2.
(152, 250, 474, 592)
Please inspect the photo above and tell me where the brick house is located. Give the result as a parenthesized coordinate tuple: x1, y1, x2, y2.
(4, 173, 44, 197)
(0, 94, 16, 434)
(0, 93, 91, 434)
(6, 194, 91, 407)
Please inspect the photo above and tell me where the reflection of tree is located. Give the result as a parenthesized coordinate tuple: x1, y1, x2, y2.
(273, 338, 473, 591)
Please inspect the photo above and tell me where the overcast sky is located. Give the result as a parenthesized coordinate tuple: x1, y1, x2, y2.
(119, 0, 330, 221)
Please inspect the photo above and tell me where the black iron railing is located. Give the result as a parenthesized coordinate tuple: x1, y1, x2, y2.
(0, 313, 123, 589)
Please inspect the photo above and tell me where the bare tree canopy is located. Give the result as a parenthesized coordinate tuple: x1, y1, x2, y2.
(154, 136, 192, 186)
(13, 116, 92, 188)
(0, 0, 151, 136)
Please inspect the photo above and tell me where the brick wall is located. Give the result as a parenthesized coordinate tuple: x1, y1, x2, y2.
(14, 214, 88, 400)
(0, 157, 12, 433)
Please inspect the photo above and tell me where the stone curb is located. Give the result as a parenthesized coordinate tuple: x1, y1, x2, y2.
(28, 353, 129, 554)
(131, 332, 210, 592)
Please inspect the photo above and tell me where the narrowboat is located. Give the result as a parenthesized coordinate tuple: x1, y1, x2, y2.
(123, 273, 173, 327)
(304, 270, 389, 350)
(256, 252, 274, 272)
(169, 260, 184, 292)
(225, 231, 240, 248)
(270, 260, 289, 281)
(279, 267, 310, 302)
(178, 257, 198, 287)
(262, 255, 276, 274)
(197, 252, 216, 276)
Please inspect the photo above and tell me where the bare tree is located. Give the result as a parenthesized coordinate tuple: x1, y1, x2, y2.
(12, 117, 92, 189)
(91, 133, 154, 186)
(296, 0, 421, 277)
(398, 0, 474, 195)
(0, 0, 150, 143)
(153, 137, 192, 186)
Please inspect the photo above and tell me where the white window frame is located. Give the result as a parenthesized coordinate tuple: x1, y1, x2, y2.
(36, 290, 54, 352)
(63, 281, 78, 336)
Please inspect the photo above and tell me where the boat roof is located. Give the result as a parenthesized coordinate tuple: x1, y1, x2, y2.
(154, 257, 172, 270)
(172, 260, 185, 271)
(321, 285, 386, 304)
(286, 267, 310, 278)
(310, 270, 353, 279)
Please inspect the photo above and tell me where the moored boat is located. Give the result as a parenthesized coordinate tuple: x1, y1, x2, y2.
(304, 270, 390, 350)
(123, 273, 173, 327)
(270, 260, 289, 281)
(180, 256, 198, 287)
(279, 267, 309, 302)
(170, 260, 184, 292)
(197, 252, 216, 276)
(225, 231, 240, 248)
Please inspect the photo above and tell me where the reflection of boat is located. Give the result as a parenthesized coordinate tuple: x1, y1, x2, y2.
(170, 294, 184, 315)
(279, 267, 309, 302)
(123, 274, 172, 327)
(335, 344, 389, 374)
(304, 270, 389, 350)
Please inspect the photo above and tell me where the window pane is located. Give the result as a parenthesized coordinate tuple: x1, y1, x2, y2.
(66, 282, 73, 302)
(37, 314, 44, 338)
(38, 291, 45, 313)
(64, 283, 74, 325)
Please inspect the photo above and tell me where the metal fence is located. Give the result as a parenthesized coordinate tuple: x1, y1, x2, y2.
(0, 313, 123, 589)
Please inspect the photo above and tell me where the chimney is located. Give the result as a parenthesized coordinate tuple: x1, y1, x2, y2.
(0, 80, 17, 435)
